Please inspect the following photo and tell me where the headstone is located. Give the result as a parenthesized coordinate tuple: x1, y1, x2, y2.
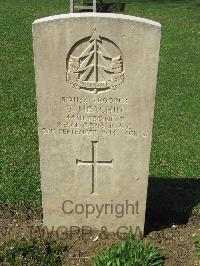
(33, 13, 161, 235)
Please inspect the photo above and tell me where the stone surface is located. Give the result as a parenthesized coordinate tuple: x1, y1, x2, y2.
(33, 13, 161, 234)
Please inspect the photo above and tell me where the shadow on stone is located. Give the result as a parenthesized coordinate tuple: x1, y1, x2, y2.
(145, 176, 200, 234)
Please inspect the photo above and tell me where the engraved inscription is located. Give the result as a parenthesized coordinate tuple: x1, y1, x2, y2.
(76, 141, 113, 194)
(41, 95, 150, 138)
(66, 29, 124, 94)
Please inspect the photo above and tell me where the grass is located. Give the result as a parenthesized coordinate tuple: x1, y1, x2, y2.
(93, 233, 164, 265)
(0, 0, 199, 204)
(126, 0, 200, 179)
(194, 237, 200, 260)
(0, 0, 69, 204)
(0, 234, 164, 265)
(0, 237, 68, 265)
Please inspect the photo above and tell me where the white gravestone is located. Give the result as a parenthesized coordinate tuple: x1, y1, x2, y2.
(32, 13, 161, 234)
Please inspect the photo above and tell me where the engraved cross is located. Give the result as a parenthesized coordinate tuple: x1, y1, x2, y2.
(76, 141, 113, 194)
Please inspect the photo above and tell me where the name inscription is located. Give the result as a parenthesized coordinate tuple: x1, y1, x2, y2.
(41, 96, 149, 138)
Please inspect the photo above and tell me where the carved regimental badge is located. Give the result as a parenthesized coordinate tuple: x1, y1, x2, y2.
(66, 29, 124, 94)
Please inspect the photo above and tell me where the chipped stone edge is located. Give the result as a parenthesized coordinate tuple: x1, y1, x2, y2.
(32, 13, 161, 28)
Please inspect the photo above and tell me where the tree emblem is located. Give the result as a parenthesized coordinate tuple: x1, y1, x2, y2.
(66, 29, 124, 94)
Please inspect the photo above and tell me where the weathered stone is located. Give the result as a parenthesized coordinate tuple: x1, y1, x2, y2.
(33, 13, 161, 234)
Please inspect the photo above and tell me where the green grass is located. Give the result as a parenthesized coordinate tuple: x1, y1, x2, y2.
(194, 237, 200, 260)
(93, 234, 164, 265)
(0, 234, 163, 265)
(0, 0, 199, 204)
(0, 237, 68, 265)
(0, 0, 69, 204)
(126, 1, 200, 178)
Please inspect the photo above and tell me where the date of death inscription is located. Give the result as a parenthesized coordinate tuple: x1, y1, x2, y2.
(41, 96, 149, 138)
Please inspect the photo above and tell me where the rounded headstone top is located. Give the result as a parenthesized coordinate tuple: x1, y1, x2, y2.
(32, 13, 161, 28)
